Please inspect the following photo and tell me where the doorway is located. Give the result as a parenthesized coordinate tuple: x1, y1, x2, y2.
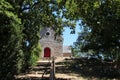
(44, 47, 51, 57)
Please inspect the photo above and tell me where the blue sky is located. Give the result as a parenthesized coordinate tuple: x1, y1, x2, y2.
(63, 22, 81, 46)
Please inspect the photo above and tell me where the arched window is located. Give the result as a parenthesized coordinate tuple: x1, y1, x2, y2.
(44, 47, 51, 57)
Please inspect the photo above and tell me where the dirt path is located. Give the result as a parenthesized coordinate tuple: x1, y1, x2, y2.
(16, 57, 120, 80)
(16, 57, 88, 80)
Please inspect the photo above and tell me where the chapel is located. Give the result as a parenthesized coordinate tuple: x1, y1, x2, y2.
(40, 27, 63, 58)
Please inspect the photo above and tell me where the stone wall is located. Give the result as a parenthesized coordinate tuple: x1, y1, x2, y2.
(63, 53, 72, 57)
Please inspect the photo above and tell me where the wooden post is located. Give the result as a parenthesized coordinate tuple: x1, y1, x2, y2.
(50, 57, 55, 80)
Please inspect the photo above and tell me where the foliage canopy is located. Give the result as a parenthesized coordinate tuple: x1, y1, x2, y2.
(0, 0, 75, 79)
(58, 0, 120, 58)
(1, 0, 120, 79)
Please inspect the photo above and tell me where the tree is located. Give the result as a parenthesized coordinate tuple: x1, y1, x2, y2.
(0, 0, 23, 79)
(7, 0, 76, 71)
(11, 0, 75, 71)
(72, 27, 92, 56)
(58, 0, 120, 59)
(0, 0, 75, 79)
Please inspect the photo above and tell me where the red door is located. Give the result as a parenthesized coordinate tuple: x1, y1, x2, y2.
(44, 47, 51, 57)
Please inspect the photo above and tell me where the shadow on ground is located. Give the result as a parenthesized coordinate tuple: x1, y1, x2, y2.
(16, 77, 70, 80)
(55, 57, 120, 80)
(16, 58, 120, 80)
(15, 60, 71, 80)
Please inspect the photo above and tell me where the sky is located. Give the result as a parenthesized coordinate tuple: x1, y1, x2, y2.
(63, 22, 81, 46)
